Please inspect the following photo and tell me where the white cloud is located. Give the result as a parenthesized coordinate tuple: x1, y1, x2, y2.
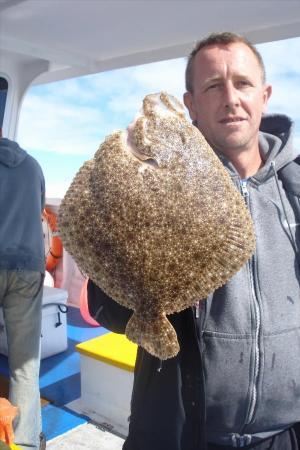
(258, 38, 300, 81)
(45, 179, 73, 199)
(130, 58, 186, 97)
(86, 57, 186, 99)
(18, 91, 120, 155)
(294, 133, 300, 153)
(105, 58, 187, 117)
(257, 37, 300, 122)
(17, 57, 188, 155)
(267, 79, 300, 121)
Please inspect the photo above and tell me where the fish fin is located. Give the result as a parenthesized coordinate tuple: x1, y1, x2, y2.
(125, 312, 179, 360)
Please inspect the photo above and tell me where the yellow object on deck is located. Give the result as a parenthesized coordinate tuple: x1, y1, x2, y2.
(76, 332, 137, 372)
(0, 444, 21, 450)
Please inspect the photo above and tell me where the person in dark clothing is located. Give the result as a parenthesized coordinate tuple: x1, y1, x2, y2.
(88, 32, 300, 450)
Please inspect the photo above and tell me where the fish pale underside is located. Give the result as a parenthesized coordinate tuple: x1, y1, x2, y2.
(59, 91, 256, 360)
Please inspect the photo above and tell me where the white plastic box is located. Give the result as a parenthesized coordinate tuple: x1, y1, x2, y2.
(0, 285, 68, 359)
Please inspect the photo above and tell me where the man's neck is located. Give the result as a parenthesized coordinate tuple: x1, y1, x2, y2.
(222, 147, 263, 179)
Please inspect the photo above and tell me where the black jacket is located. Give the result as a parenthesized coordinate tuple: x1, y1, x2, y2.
(87, 280, 207, 450)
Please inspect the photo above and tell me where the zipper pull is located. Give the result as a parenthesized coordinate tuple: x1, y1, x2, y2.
(240, 179, 249, 199)
(195, 301, 200, 318)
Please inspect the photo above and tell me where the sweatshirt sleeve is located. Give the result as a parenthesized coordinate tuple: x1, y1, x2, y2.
(87, 279, 133, 333)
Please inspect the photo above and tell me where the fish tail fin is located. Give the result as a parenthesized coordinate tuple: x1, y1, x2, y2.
(125, 312, 179, 360)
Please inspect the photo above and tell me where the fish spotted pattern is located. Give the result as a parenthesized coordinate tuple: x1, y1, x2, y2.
(58, 92, 255, 359)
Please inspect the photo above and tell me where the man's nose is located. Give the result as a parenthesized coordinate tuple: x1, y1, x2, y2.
(223, 83, 240, 109)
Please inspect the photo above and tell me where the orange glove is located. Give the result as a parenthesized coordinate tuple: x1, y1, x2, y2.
(0, 398, 19, 445)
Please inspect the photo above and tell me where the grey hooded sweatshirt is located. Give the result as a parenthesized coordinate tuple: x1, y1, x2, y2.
(202, 114, 300, 447)
(0, 138, 45, 273)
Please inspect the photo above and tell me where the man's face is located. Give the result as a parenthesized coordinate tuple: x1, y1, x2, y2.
(184, 42, 272, 157)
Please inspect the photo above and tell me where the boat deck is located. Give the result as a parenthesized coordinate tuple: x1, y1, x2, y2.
(0, 306, 125, 449)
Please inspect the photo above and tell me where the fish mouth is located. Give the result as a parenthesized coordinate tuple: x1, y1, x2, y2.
(219, 116, 246, 124)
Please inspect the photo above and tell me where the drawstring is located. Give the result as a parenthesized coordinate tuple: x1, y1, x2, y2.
(271, 160, 298, 256)
(94, 305, 104, 321)
(157, 359, 162, 372)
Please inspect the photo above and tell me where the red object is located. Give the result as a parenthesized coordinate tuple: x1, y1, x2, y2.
(0, 398, 18, 445)
(80, 279, 100, 327)
(43, 207, 63, 271)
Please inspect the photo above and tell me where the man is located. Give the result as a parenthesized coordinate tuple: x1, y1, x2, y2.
(0, 128, 46, 449)
(88, 32, 300, 449)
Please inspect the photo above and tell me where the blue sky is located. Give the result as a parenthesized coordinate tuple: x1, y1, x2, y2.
(17, 36, 300, 198)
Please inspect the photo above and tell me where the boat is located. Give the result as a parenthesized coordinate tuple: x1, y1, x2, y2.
(0, 1, 300, 448)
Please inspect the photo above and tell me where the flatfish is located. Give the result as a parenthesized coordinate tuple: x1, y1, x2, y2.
(58, 92, 255, 359)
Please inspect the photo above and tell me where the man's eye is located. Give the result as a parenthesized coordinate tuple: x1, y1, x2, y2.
(238, 80, 251, 87)
(207, 84, 219, 90)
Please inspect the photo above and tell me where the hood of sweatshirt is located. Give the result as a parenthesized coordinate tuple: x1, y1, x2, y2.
(214, 113, 300, 183)
(0, 138, 27, 167)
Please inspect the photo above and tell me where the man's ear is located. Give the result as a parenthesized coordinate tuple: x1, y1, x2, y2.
(183, 91, 197, 122)
(262, 84, 272, 114)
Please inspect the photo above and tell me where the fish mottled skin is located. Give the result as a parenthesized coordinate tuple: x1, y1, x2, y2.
(58, 92, 256, 360)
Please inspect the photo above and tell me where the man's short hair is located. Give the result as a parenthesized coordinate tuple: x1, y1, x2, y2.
(185, 31, 266, 92)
